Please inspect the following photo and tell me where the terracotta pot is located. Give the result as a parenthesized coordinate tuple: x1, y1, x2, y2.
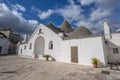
(93, 63, 98, 68)
(46, 57, 49, 61)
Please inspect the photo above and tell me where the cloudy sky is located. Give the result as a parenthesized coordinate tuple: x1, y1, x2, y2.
(0, 0, 120, 34)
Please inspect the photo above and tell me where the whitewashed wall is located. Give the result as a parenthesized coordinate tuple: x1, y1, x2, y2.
(110, 33, 120, 46)
(18, 24, 62, 58)
(18, 24, 107, 66)
(57, 37, 107, 66)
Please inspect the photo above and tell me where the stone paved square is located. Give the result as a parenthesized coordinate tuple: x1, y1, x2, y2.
(0, 55, 120, 80)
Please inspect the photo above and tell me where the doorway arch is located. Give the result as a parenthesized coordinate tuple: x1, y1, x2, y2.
(34, 36, 45, 58)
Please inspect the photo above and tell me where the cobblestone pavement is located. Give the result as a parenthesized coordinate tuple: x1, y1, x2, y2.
(0, 55, 120, 80)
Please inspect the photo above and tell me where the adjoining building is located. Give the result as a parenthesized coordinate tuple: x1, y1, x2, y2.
(103, 21, 120, 63)
(0, 25, 20, 55)
(0, 32, 9, 55)
(18, 20, 120, 66)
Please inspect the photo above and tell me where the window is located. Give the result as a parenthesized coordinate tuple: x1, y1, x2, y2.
(0, 46, 2, 53)
(29, 43, 32, 49)
(24, 45, 26, 50)
(113, 48, 119, 54)
(38, 28, 44, 34)
(49, 41, 53, 49)
(39, 29, 42, 33)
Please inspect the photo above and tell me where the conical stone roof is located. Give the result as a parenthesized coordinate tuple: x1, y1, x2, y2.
(60, 20, 74, 33)
(46, 22, 61, 33)
(66, 26, 93, 39)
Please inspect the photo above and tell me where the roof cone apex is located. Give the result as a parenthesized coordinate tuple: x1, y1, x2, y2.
(46, 22, 55, 27)
(48, 21, 53, 24)
(61, 20, 71, 31)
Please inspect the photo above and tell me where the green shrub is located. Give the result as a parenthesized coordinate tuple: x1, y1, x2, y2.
(91, 58, 99, 64)
(43, 54, 51, 58)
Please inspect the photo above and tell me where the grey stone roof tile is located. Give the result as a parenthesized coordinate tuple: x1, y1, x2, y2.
(46, 22, 61, 33)
(65, 26, 93, 39)
(60, 20, 74, 33)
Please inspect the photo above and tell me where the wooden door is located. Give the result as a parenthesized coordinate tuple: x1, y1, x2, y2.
(71, 46, 78, 63)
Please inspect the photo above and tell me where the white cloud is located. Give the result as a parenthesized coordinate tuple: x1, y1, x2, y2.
(38, 9, 54, 19)
(16, 4, 26, 11)
(57, 0, 83, 22)
(36, 0, 83, 21)
(0, 3, 9, 11)
(91, 8, 110, 21)
(34, 0, 83, 22)
(32, 0, 120, 34)
(79, 0, 120, 33)
(0, 3, 38, 34)
(12, 10, 23, 17)
(12, 3, 26, 11)
(31, 6, 41, 13)
(90, 0, 119, 21)
(28, 20, 39, 27)
(79, 0, 95, 5)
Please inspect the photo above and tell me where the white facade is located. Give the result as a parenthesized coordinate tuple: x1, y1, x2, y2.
(18, 23, 108, 66)
(59, 37, 106, 66)
(0, 34, 9, 55)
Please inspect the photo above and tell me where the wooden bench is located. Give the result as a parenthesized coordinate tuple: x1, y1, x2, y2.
(107, 61, 120, 70)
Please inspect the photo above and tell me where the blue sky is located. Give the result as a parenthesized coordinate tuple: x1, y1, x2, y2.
(0, 0, 120, 34)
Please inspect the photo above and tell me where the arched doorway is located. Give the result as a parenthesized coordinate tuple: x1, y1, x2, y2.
(34, 36, 45, 58)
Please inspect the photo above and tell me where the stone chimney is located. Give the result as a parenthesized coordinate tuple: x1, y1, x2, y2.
(23, 34, 28, 42)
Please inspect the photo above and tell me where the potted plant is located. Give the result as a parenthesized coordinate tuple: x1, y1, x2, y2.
(43, 54, 51, 61)
(91, 58, 99, 68)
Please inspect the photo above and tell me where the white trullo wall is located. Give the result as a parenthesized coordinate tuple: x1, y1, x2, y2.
(18, 24, 107, 66)
(58, 37, 107, 66)
(18, 24, 62, 58)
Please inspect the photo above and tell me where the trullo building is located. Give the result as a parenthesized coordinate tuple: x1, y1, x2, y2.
(18, 20, 120, 66)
